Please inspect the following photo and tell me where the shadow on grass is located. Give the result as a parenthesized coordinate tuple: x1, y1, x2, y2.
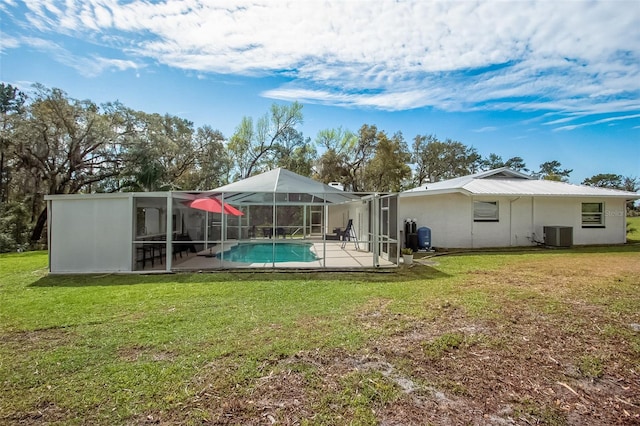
(29, 264, 451, 288)
(426, 244, 640, 258)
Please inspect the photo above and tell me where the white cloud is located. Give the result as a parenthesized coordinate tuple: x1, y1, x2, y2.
(6, 0, 640, 122)
(473, 127, 498, 133)
(21, 35, 142, 77)
(554, 113, 640, 132)
(0, 32, 20, 51)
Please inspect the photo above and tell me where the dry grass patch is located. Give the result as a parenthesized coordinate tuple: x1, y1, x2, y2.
(2, 250, 639, 425)
(162, 252, 640, 425)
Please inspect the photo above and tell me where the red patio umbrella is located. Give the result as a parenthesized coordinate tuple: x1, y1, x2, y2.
(184, 197, 244, 216)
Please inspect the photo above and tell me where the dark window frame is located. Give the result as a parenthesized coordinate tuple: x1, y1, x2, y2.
(473, 201, 499, 222)
(581, 202, 605, 228)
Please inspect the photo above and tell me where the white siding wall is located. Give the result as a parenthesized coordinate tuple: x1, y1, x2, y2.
(50, 197, 132, 273)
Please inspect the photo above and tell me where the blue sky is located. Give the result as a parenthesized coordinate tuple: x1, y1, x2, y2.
(1, 0, 639, 184)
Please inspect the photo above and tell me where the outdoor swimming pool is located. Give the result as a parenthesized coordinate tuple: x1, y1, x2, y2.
(217, 242, 319, 263)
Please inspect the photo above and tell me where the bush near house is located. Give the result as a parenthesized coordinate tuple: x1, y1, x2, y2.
(1, 248, 638, 425)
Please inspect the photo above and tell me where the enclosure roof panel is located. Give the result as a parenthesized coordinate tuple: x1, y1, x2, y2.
(207, 168, 361, 204)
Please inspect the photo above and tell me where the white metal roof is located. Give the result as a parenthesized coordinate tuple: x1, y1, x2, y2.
(402, 167, 640, 199)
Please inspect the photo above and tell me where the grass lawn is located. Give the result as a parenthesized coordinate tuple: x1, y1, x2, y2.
(1, 248, 639, 425)
(627, 216, 640, 243)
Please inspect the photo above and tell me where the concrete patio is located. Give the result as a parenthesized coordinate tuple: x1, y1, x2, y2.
(167, 240, 396, 270)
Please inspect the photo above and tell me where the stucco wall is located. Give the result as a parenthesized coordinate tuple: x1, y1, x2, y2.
(399, 193, 472, 248)
(327, 204, 351, 235)
(471, 196, 508, 247)
(534, 197, 627, 245)
(510, 197, 535, 246)
(50, 196, 133, 273)
(400, 194, 629, 248)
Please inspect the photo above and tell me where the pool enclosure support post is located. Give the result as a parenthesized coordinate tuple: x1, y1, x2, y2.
(372, 194, 380, 267)
(324, 204, 329, 235)
(166, 194, 173, 271)
(303, 205, 307, 238)
(204, 211, 209, 250)
(322, 197, 327, 268)
(220, 193, 226, 263)
(245, 207, 250, 239)
(272, 192, 276, 267)
(236, 195, 242, 240)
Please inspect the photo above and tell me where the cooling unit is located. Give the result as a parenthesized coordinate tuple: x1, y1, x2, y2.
(543, 226, 573, 247)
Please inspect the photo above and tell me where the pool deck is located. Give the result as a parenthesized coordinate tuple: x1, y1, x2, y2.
(168, 240, 396, 270)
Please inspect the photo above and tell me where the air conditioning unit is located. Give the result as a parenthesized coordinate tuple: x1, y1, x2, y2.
(543, 226, 573, 247)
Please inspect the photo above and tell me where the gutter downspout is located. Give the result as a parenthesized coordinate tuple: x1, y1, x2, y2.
(509, 197, 521, 246)
(531, 197, 535, 244)
(470, 196, 475, 249)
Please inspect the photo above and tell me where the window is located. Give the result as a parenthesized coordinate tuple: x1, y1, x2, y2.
(474, 201, 499, 222)
(582, 202, 604, 227)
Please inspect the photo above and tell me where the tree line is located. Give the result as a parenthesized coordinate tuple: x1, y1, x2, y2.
(0, 83, 637, 251)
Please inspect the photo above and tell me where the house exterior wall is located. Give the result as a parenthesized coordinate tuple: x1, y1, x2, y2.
(327, 203, 351, 235)
(471, 196, 509, 248)
(49, 196, 133, 273)
(349, 202, 368, 245)
(328, 201, 368, 236)
(398, 193, 472, 248)
(534, 197, 627, 245)
(399, 194, 629, 248)
(511, 197, 535, 246)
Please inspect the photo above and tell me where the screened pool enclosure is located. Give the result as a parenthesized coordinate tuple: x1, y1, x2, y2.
(46, 169, 400, 273)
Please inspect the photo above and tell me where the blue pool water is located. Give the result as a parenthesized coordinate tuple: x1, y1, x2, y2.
(217, 242, 318, 263)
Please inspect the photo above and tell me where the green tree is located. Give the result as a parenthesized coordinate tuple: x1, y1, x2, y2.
(582, 173, 624, 189)
(228, 102, 303, 179)
(0, 201, 30, 252)
(0, 83, 27, 204)
(412, 135, 481, 184)
(188, 126, 231, 190)
(315, 147, 346, 185)
(363, 131, 411, 191)
(227, 116, 254, 181)
(271, 127, 316, 177)
(119, 111, 200, 191)
(504, 156, 528, 172)
(11, 85, 125, 242)
(538, 160, 572, 181)
(583, 173, 639, 211)
(480, 153, 505, 170)
(313, 127, 355, 186)
(344, 124, 378, 191)
(622, 176, 639, 193)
